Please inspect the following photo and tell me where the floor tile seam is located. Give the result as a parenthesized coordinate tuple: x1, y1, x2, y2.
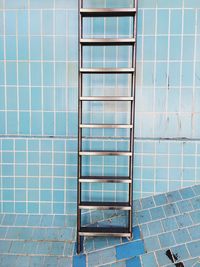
(135, 184, 198, 206)
(0, 252, 73, 258)
(139, 251, 160, 267)
(138, 206, 200, 229)
(162, 256, 200, 267)
(0, 225, 74, 229)
(141, 220, 200, 243)
(136, 195, 200, 218)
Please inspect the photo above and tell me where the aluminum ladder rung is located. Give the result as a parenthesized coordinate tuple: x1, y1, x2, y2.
(80, 124, 133, 129)
(79, 227, 131, 237)
(79, 176, 131, 183)
(80, 38, 135, 45)
(80, 8, 136, 17)
(80, 68, 134, 74)
(80, 96, 133, 101)
(79, 201, 131, 210)
(79, 151, 132, 156)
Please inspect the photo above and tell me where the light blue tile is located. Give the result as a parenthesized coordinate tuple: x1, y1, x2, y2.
(58, 257, 72, 267)
(190, 210, 200, 224)
(144, 10, 155, 35)
(40, 215, 53, 227)
(183, 258, 200, 267)
(177, 199, 193, 213)
(137, 210, 151, 224)
(155, 250, 173, 266)
(23, 241, 37, 254)
(159, 232, 175, 248)
(163, 204, 179, 217)
(192, 185, 200, 196)
(166, 191, 182, 203)
(157, 10, 169, 34)
(0, 240, 12, 253)
(0, 255, 16, 267)
(144, 236, 160, 252)
(139, 224, 150, 238)
(175, 214, 193, 228)
(37, 242, 52, 255)
(10, 241, 24, 253)
(190, 197, 200, 209)
(43, 256, 59, 267)
(2, 214, 16, 225)
(187, 240, 200, 257)
(29, 256, 45, 267)
(149, 206, 165, 220)
(88, 247, 116, 267)
(27, 215, 42, 226)
(141, 252, 158, 267)
(171, 244, 190, 261)
(173, 228, 191, 244)
(147, 221, 163, 235)
(141, 196, 155, 209)
(161, 217, 178, 232)
(0, 227, 7, 238)
(64, 242, 74, 257)
(51, 242, 65, 256)
(188, 225, 200, 240)
(153, 194, 168, 206)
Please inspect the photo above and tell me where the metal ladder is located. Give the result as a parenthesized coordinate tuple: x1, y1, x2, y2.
(77, 0, 138, 254)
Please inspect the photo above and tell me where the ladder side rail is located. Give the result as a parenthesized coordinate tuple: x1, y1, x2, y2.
(128, 0, 138, 235)
(77, 0, 83, 254)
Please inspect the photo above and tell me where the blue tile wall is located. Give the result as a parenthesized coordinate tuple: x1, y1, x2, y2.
(0, 0, 200, 214)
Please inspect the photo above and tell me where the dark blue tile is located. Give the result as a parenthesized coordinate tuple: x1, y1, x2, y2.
(126, 256, 141, 267)
(122, 226, 141, 243)
(133, 226, 141, 240)
(116, 240, 145, 260)
(73, 254, 86, 267)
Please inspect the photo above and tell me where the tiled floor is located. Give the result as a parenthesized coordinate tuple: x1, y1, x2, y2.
(1, 185, 200, 266)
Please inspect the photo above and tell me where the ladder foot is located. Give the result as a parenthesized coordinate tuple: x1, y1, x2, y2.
(77, 234, 83, 254)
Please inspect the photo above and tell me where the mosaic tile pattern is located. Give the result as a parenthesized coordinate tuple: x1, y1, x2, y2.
(0, 184, 200, 266)
(0, 0, 200, 213)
